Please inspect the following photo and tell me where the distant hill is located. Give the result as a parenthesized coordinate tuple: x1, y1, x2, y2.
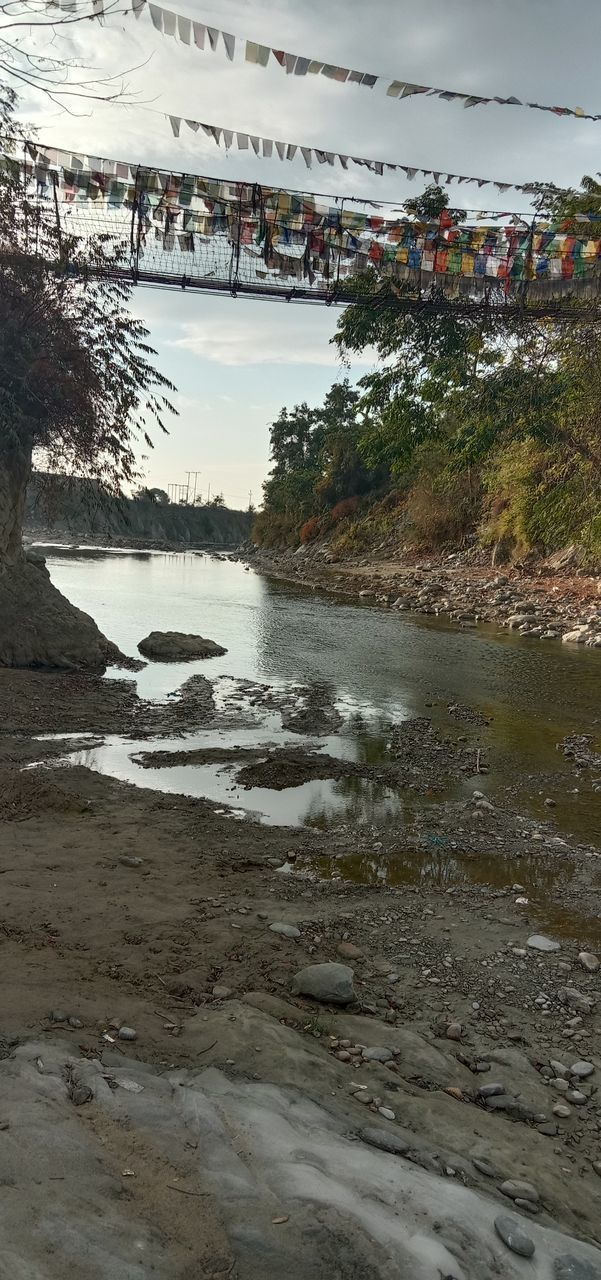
(24, 474, 252, 549)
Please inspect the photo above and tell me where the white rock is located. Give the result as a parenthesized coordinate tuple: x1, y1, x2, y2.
(527, 934, 561, 952)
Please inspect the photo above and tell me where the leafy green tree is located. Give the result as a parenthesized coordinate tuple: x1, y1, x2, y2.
(0, 87, 175, 669)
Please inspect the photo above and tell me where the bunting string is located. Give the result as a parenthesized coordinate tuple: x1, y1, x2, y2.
(51, 0, 601, 124)
(163, 108, 541, 196)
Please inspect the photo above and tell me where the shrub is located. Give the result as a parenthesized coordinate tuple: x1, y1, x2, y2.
(299, 516, 321, 544)
(328, 496, 359, 524)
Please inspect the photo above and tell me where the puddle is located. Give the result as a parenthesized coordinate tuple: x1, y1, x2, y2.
(297, 846, 601, 944)
(60, 727, 447, 829)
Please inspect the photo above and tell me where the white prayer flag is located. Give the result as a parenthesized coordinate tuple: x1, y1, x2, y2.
(222, 32, 235, 60)
(177, 14, 191, 43)
(162, 8, 176, 37)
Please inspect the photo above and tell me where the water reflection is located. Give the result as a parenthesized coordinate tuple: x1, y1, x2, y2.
(44, 550, 601, 845)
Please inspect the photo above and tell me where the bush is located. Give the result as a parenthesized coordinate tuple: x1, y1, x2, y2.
(299, 516, 321, 543)
(328, 496, 359, 524)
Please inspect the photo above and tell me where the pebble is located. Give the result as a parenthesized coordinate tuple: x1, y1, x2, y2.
(578, 951, 600, 973)
(118, 1026, 137, 1042)
(494, 1215, 535, 1258)
(570, 1061, 594, 1079)
(473, 1158, 500, 1178)
(378, 1107, 396, 1121)
(515, 1197, 540, 1214)
(552, 1078, 570, 1093)
(550, 1060, 568, 1077)
(478, 1083, 505, 1098)
(362, 1046, 393, 1063)
(360, 1127, 410, 1157)
(70, 1084, 93, 1107)
(120, 856, 144, 868)
(593, 1162, 601, 1178)
(68, 1016, 83, 1029)
(485, 1094, 516, 1112)
(269, 923, 300, 939)
(336, 941, 364, 960)
(49, 1010, 68, 1023)
(527, 934, 561, 952)
(500, 1179, 540, 1204)
(291, 963, 355, 1005)
(566, 1090, 587, 1105)
(445, 1022, 463, 1041)
(353, 1092, 373, 1105)
(553, 1104, 572, 1118)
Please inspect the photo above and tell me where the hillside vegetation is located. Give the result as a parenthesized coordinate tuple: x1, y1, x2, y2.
(25, 474, 252, 548)
(254, 183, 601, 567)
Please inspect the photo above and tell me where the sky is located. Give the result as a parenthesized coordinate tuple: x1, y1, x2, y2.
(10, 0, 601, 506)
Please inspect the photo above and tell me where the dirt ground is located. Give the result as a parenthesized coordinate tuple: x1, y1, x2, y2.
(1, 669, 601, 1276)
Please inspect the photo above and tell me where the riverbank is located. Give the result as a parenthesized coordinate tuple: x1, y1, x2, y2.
(249, 544, 601, 648)
(1, 657, 601, 1276)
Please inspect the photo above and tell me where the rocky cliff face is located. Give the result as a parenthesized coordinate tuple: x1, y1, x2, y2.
(24, 475, 252, 548)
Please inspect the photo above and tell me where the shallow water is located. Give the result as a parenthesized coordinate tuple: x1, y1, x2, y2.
(45, 549, 601, 849)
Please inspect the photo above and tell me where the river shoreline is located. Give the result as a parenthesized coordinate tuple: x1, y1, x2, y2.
(2, 555, 601, 1276)
(248, 544, 601, 648)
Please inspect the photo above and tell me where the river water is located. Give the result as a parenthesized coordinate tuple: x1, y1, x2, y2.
(45, 547, 601, 852)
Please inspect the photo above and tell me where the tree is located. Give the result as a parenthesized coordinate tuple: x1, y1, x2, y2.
(209, 493, 225, 507)
(0, 88, 176, 668)
(0, 0, 144, 107)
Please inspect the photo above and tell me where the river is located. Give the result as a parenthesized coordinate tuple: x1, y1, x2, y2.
(45, 547, 601, 854)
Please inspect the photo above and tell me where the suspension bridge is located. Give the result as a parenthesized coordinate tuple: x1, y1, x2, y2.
(19, 141, 601, 317)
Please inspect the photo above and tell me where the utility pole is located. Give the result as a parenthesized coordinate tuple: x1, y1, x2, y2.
(185, 470, 201, 504)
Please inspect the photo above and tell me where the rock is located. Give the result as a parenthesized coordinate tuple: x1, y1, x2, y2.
(362, 1046, 393, 1063)
(377, 1107, 395, 1121)
(553, 1104, 572, 1118)
(578, 951, 600, 973)
(570, 1061, 594, 1079)
(120, 856, 144, 868)
(473, 1158, 500, 1178)
(494, 1215, 535, 1258)
(212, 985, 232, 999)
(0, 556, 129, 673)
(527, 934, 560, 952)
(360, 1127, 410, 1157)
(558, 987, 595, 1013)
(550, 1060, 568, 1077)
(70, 1084, 93, 1106)
(554, 1257, 601, 1280)
(515, 1197, 541, 1213)
(137, 631, 227, 661)
(500, 1179, 540, 1204)
(445, 1022, 463, 1041)
(593, 1162, 601, 1178)
(485, 1094, 516, 1112)
(49, 1010, 68, 1023)
(269, 923, 300, 939)
(566, 1090, 587, 1105)
(118, 1026, 137, 1042)
(68, 1016, 83, 1029)
(291, 963, 355, 1005)
(478, 1083, 505, 1098)
(552, 1078, 570, 1093)
(336, 941, 364, 960)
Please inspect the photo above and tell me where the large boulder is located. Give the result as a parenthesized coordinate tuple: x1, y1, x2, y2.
(138, 631, 227, 661)
(291, 962, 355, 1005)
(0, 555, 125, 672)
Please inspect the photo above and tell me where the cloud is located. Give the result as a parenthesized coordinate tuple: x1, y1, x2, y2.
(167, 309, 370, 367)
